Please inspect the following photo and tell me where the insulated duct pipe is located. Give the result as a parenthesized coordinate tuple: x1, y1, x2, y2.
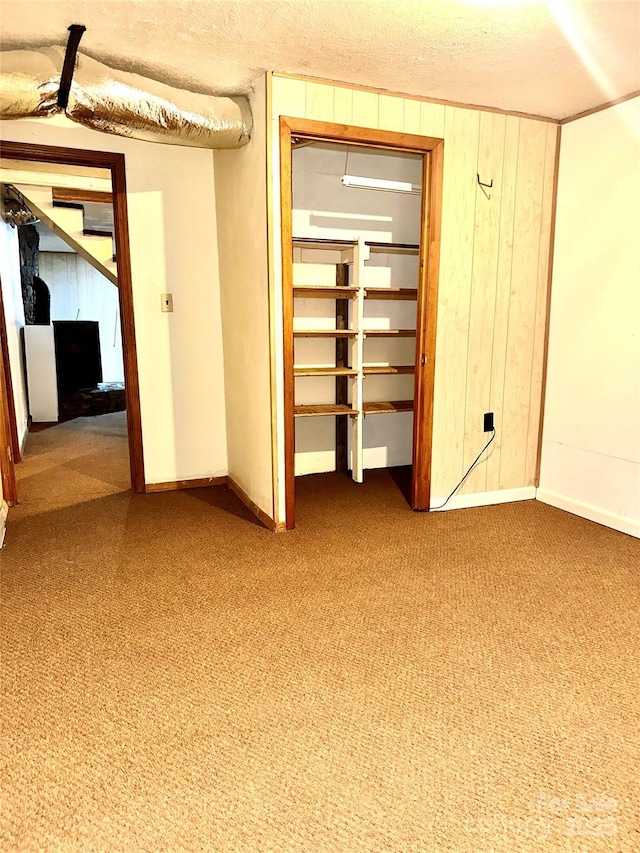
(0, 45, 251, 149)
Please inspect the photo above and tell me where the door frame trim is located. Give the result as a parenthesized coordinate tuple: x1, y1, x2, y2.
(0, 141, 145, 494)
(278, 117, 444, 528)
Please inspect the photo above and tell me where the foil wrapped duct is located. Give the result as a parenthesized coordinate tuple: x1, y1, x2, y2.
(0, 48, 61, 118)
(0, 47, 251, 149)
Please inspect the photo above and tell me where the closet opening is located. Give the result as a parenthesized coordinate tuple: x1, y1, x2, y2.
(280, 118, 444, 529)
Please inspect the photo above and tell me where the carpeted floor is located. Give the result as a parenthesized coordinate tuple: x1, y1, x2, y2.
(1, 413, 639, 852)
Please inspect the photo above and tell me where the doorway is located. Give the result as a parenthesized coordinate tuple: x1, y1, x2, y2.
(0, 142, 144, 503)
(279, 118, 444, 529)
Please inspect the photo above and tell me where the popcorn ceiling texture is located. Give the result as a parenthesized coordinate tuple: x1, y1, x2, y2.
(1, 0, 638, 119)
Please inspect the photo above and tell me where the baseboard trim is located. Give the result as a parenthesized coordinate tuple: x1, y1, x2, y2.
(536, 488, 640, 539)
(226, 477, 281, 532)
(19, 420, 30, 457)
(430, 486, 536, 512)
(0, 500, 8, 548)
(145, 476, 227, 493)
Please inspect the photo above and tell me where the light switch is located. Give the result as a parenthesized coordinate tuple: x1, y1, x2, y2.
(161, 293, 173, 312)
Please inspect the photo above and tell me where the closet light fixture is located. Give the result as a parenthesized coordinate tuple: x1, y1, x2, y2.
(341, 175, 421, 195)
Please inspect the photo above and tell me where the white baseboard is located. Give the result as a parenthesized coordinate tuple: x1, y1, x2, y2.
(536, 488, 640, 539)
(430, 486, 536, 512)
(0, 500, 8, 548)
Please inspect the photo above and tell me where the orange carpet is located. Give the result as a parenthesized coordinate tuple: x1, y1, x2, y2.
(1, 413, 639, 851)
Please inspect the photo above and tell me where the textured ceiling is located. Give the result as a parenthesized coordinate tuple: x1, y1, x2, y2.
(1, 0, 639, 120)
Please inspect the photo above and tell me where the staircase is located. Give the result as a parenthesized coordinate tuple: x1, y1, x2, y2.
(11, 184, 118, 286)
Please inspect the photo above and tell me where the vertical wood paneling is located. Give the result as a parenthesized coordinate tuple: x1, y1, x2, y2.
(271, 76, 306, 118)
(52, 254, 69, 318)
(334, 87, 353, 125)
(462, 111, 506, 494)
(78, 256, 91, 320)
(378, 94, 404, 131)
(403, 99, 421, 135)
(270, 76, 558, 504)
(420, 101, 446, 138)
(352, 90, 379, 128)
(40, 251, 124, 382)
(486, 116, 520, 492)
(525, 122, 558, 485)
(499, 119, 548, 489)
(431, 107, 480, 495)
(39, 253, 52, 283)
(305, 82, 335, 122)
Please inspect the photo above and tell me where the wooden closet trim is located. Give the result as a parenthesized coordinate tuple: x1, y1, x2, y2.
(0, 277, 20, 464)
(0, 279, 18, 505)
(0, 141, 145, 494)
(412, 143, 444, 509)
(279, 116, 444, 528)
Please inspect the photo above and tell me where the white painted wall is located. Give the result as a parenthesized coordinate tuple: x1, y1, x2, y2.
(214, 81, 274, 518)
(39, 252, 125, 383)
(293, 144, 421, 474)
(539, 97, 640, 538)
(24, 325, 58, 422)
(0, 221, 29, 449)
(1, 115, 228, 485)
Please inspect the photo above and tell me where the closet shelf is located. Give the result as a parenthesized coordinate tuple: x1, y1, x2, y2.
(365, 241, 419, 256)
(294, 285, 359, 299)
(363, 400, 414, 414)
(294, 366, 357, 377)
(292, 237, 420, 256)
(294, 329, 357, 338)
(363, 365, 415, 375)
(363, 329, 417, 337)
(292, 237, 356, 250)
(365, 288, 417, 300)
(294, 404, 357, 417)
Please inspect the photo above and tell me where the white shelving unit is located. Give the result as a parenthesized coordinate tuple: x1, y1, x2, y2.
(292, 235, 419, 482)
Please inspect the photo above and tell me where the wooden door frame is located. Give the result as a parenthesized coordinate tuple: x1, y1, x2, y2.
(0, 141, 145, 495)
(0, 287, 18, 504)
(279, 117, 444, 529)
(0, 277, 21, 465)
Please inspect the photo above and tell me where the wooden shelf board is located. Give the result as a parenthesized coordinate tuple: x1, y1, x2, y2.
(365, 241, 420, 255)
(363, 365, 415, 375)
(294, 329, 357, 338)
(363, 400, 414, 414)
(365, 287, 417, 300)
(294, 286, 358, 298)
(294, 404, 357, 417)
(292, 237, 356, 250)
(294, 367, 357, 377)
(363, 329, 417, 337)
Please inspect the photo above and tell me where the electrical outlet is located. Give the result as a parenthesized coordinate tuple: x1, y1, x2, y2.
(161, 293, 173, 313)
(484, 412, 494, 432)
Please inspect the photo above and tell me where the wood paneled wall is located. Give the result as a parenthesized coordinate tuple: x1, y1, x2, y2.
(270, 75, 557, 501)
(39, 252, 125, 383)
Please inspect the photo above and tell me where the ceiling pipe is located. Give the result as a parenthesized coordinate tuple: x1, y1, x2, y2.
(0, 43, 252, 149)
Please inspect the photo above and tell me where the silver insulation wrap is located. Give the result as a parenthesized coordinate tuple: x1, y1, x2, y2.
(0, 47, 251, 149)
(0, 48, 62, 118)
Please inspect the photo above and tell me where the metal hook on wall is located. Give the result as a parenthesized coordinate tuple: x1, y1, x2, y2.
(477, 173, 493, 199)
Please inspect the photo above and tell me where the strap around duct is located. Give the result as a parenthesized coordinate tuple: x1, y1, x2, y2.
(57, 24, 86, 110)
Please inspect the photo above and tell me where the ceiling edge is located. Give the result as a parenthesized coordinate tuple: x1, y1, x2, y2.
(559, 89, 640, 125)
(272, 72, 560, 125)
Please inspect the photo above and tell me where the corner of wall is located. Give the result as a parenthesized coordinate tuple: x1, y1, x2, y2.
(0, 500, 8, 547)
